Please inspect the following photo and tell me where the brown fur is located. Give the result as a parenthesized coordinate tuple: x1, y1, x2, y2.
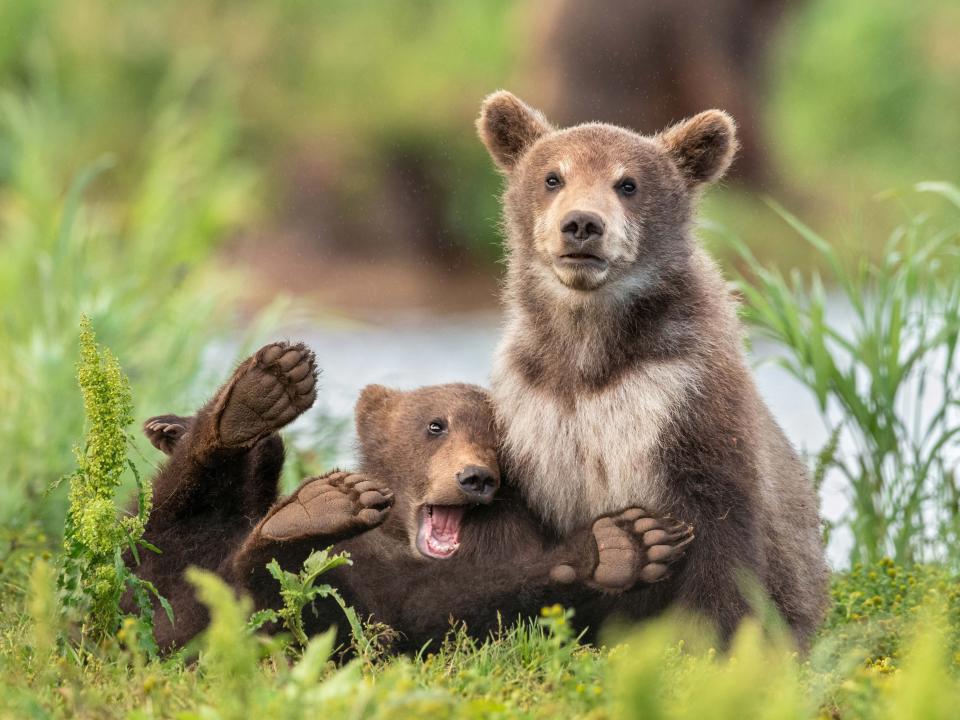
(131, 346, 693, 651)
(477, 90, 829, 646)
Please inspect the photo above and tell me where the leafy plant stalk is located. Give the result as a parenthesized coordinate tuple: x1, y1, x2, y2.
(57, 316, 169, 650)
(248, 547, 370, 654)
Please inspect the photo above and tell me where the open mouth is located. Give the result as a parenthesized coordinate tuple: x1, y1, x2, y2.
(416, 505, 467, 559)
(557, 253, 609, 271)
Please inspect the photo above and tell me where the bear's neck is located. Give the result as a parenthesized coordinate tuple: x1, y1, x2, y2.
(497, 244, 731, 396)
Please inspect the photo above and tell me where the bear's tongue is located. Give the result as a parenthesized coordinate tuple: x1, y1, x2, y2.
(418, 505, 466, 559)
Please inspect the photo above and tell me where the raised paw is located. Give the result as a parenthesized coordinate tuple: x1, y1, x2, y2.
(591, 509, 694, 591)
(258, 471, 394, 542)
(215, 341, 318, 448)
(143, 414, 194, 455)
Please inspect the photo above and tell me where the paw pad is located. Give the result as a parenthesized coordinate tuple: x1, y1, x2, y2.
(260, 471, 393, 541)
(217, 342, 319, 447)
(590, 510, 694, 591)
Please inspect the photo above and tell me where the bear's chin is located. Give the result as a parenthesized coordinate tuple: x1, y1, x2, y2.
(416, 505, 467, 559)
(550, 259, 611, 292)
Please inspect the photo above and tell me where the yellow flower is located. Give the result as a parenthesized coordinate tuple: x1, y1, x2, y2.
(540, 604, 564, 618)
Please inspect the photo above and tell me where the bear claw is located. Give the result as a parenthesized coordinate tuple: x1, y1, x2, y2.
(259, 471, 393, 542)
(143, 414, 193, 455)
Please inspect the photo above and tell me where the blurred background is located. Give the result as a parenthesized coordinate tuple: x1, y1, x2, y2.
(2, 0, 959, 562)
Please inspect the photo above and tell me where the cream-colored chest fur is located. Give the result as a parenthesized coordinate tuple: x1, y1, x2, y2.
(491, 342, 697, 535)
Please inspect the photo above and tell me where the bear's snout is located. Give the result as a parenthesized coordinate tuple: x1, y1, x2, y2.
(456, 464, 499, 504)
(560, 210, 605, 244)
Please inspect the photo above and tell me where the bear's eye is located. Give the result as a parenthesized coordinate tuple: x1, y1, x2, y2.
(427, 419, 446, 436)
(545, 173, 562, 190)
(616, 179, 637, 196)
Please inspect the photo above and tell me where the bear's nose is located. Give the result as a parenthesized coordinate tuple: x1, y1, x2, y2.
(457, 465, 499, 504)
(560, 211, 605, 242)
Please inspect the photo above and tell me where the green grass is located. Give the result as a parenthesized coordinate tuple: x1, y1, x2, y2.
(707, 185, 960, 568)
(3, 542, 960, 718)
(0, 72, 252, 536)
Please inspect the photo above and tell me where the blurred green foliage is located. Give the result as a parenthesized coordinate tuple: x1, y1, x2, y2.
(0, 80, 251, 536)
(771, 0, 960, 191)
(2, 0, 958, 276)
(0, 0, 516, 264)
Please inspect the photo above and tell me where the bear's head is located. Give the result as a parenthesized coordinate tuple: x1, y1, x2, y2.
(355, 383, 500, 560)
(477, 90, 737, 299)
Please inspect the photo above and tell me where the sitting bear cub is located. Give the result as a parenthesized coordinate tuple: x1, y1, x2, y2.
(133, 342, 693, 651)
(475, 90, 829, 646)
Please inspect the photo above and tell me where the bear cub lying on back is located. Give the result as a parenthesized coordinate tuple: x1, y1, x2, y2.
(134, 342, 694, 651)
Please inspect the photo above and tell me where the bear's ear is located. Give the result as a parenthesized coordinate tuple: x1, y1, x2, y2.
(355, 384, 398, 435)
(658, 110, 738, 188)
(477, 90, 553, 173)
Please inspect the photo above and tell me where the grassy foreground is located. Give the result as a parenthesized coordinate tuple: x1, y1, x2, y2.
(3, 546, 960, 719)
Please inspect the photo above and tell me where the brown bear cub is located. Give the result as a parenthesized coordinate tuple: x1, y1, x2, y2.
(135, 342, 693, 651)
(476, 91, 829, 646)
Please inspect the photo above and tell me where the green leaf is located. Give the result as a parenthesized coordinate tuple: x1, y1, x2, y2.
(247, 609, 280, 632)
(916, 181, 960, 209)
(139, 540, 163, 555)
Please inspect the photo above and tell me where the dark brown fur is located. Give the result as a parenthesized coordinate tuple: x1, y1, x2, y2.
(477, 91, 829, 646)
(131, 345, 693, 651)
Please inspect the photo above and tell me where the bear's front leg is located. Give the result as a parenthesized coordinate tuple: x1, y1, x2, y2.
(228, 471, 394, 580)
(550, 509, 694, 592)
(144, 341, 319, 521)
